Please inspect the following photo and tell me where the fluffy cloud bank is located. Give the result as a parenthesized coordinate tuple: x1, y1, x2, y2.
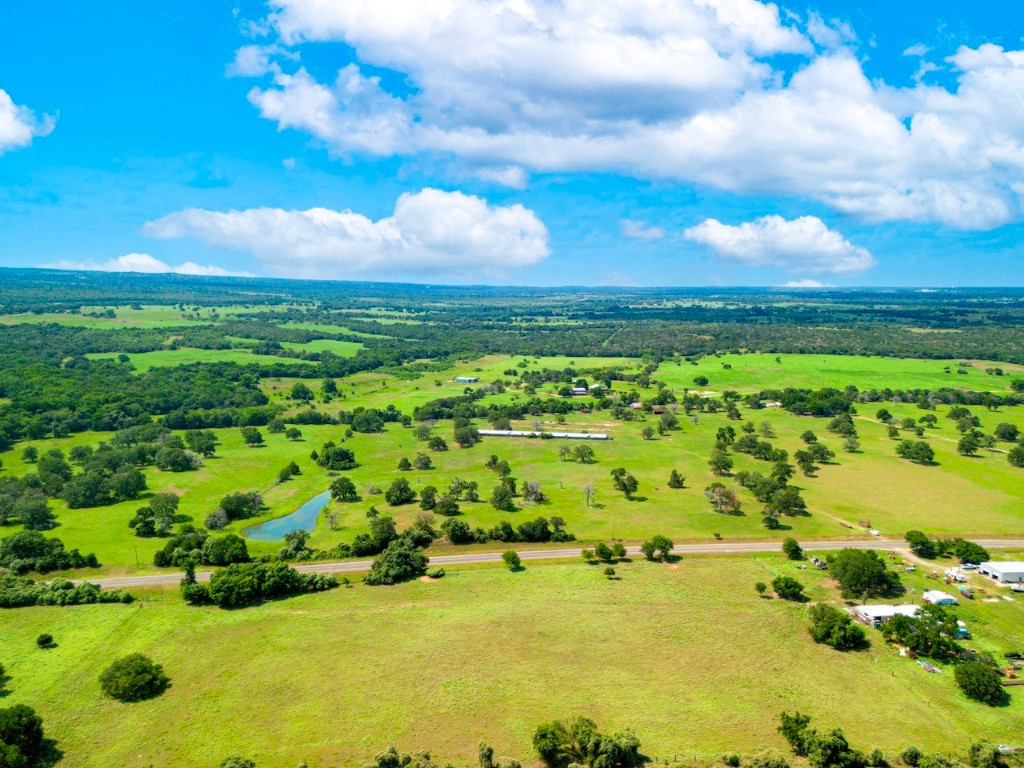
(0, 88, 54, 154)
(144, 188, 550, 278)
(684, 215, 874, 275)
(240, 1, 1024, 229)
(47, 253, 244, 277)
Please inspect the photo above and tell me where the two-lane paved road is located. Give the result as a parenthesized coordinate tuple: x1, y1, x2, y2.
(81, 538, 1024, 590)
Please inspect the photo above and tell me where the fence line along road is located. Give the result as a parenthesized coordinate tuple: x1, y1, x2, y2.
(80, 538, 1024, 590)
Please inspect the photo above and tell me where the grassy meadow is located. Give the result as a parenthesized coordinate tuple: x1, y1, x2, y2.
(653, 353, 1024, 395)
(2, 555, 1022, 768)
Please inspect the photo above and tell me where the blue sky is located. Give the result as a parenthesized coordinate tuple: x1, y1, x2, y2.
(1, 0, 1023, 286)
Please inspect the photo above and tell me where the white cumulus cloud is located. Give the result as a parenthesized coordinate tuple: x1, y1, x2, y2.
(46, 253, 245, 276)
(684, 215, 874, 275)
(144, 188, 550, 278)
(0, 88, 55, 154)
(237, 2, 1024, 230)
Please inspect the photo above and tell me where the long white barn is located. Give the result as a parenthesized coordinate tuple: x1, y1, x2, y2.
(478, 429, 610, 440)
(979, 561, 1024, 584)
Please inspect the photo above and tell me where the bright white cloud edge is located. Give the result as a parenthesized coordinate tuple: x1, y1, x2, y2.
(0, 88, 54, 153)
(684, 215, 874, 275)
(46, 253, 248, 277)
(143, 188, 550, 279)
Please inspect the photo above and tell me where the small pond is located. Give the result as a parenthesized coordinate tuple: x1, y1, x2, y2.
(243, 489, 330, 541)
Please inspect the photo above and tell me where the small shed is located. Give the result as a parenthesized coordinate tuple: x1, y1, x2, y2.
(454, 376, 479, 384)
(922, 590, 959, 606)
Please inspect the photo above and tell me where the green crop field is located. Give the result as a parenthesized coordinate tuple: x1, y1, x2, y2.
(2, 556, 1021, 768)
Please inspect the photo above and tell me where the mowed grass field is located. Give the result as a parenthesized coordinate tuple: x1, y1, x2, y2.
(3, 556, 1022, 768)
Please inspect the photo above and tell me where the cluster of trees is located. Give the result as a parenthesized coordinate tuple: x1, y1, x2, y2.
(778, 712, 875, 768)
(0, 478, 55, 531)
(533, 716, 643, 768)
(440, 516, 574, 546)
(609, 468, 639, 499)
(807, 604, 868, 651)
(9, 438, 156, 513)
(276, 461, 301, 484)
(880, 603, 962, 662)
(153, 527, 250, 568)
(206, 491, 264, 530)
(181, 561, 337, 607)
(364, 539, 429, 585)
(954, 661, 1007, 706)
(582, 542, 627, 563)
(827, 549, 903, 600)
(128, 493, 180, 537)
(640, 535, 673, 561)
(315, 441, 358, 470)
(771, 576, 806, 601)
(0, 574, 132, 608)
(558, 444, 596, 463)
(0, 531, 99, 574)
(706, 426, 811, 528)
(337, 405, 405, 433)
(895, 440, 936, 465)
(0, 703, 52, 768)
(419, 477, 480, 516)
(397, 453, 433, 471)
(904, 531, 990, 564)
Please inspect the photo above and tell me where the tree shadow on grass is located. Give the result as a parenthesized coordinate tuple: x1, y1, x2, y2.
(38, 739, 64, 768)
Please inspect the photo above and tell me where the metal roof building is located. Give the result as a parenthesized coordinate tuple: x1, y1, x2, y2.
(979, 561, 1024, 584)
(478, 429, 610, 440)
(922, 590, 959, 605)
(851, 604, 920, 628)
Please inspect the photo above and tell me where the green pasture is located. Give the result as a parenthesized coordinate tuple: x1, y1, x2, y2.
(280, 339, 364, 356)
(1, 556, 1020, 768)
(280, 320, 394, 338)
(652, 353, 1024, 395)
(2, 394, 1023, 575)
(85, 347, 316, 373)
(2, 350, 1024, 577)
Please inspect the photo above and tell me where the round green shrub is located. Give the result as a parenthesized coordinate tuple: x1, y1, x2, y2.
(99, 654, 169, 702)
(36, 633, 53, 648)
